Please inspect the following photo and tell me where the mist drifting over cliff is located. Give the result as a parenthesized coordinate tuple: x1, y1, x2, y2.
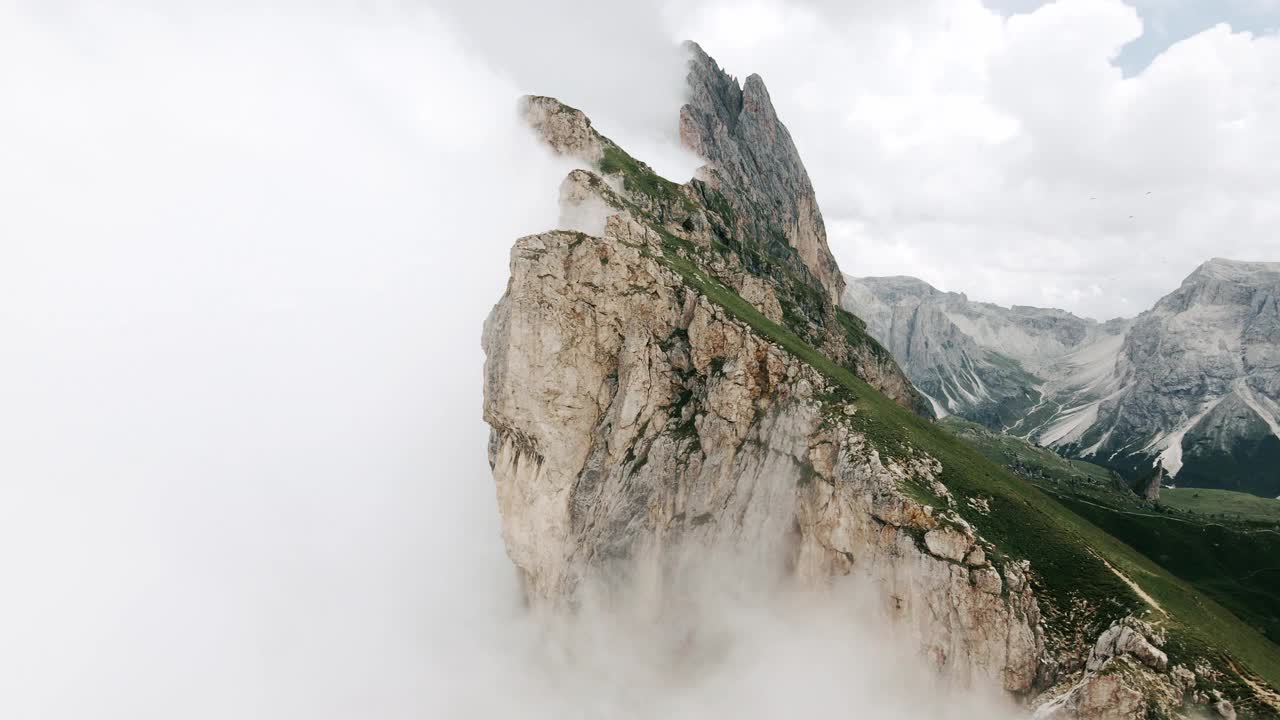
(0, 3, 1030, 718)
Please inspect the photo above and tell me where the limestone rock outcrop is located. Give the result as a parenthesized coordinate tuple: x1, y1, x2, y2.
(487, 47, 1040, 692)
(522, 95, 605, 164)
(483, 218, 1043, 691)
(519, 79, 923, 415)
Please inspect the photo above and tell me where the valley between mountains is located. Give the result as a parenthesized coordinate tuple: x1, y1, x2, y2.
(844, 260, 1280, 499)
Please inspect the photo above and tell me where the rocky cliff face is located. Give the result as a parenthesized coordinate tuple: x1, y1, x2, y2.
(844, 263, 1280, 497)
(484, 46, 1274, 719)
(1071, 259, 1280, 496)
(842, 276, 1126, 429)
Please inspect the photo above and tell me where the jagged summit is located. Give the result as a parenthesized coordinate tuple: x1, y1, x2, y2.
(680, 41, 844, 306)
(521, 43, 846, 311)
(515, 55, 924, 414)
(1191, 257, 1280, 280)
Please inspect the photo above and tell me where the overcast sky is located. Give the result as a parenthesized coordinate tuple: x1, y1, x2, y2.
(440, 0, 1280, 320)
(2, 2, 1277, 717)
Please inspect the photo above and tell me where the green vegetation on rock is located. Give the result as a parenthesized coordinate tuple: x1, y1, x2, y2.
(599, 144, 686, 208)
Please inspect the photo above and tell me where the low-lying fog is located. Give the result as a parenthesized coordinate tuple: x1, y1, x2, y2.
(1, 4, 1022, 717)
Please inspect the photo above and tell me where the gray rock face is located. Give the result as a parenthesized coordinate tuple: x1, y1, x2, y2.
(680, 42, 844, 306)
(1072, 259, 1280, 496)
(483, 46, 1268, 718)
(1085, 617, 1168, 673)
(844, 261, 1280, 496)
(842, 275, 1124, 429)
(483, 218, 1043, 692)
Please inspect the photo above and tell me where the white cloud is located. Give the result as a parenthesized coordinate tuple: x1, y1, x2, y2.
(431, 0, 703, 182)
(0, 4, 563, 717)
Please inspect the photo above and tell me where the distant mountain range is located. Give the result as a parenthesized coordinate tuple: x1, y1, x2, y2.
(843, 259, 1280, 497)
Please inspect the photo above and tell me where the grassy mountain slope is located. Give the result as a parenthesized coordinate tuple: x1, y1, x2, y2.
(1162, 488, 1280, 525)
(941, 416, 1280, 679)
(940, 416, 1123, 492)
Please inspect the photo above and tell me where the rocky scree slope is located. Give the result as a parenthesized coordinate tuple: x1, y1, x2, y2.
(844, 263, 1280, 498)
(484, 45, 1280, 718)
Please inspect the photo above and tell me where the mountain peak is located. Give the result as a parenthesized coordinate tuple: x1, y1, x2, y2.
(519, 95, 604, 164)
(680, 43, 845, 305)
(1189, 257, 1280, 284)
(847, 274, 945, 302)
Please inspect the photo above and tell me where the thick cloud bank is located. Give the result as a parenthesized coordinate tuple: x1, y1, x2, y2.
(0, 4, 559, 717)
(0, 3, 1016, 719)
